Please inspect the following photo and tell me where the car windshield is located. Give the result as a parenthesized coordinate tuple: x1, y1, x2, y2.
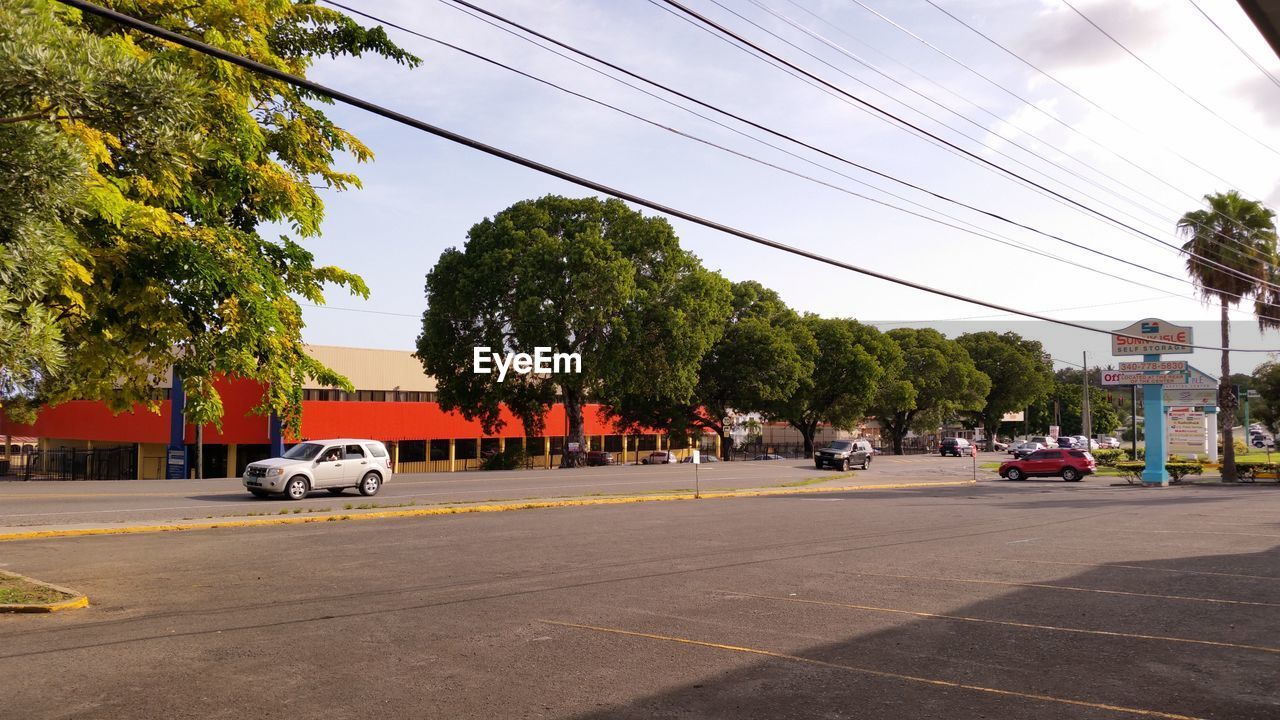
(282, 443, 323, 460)
(826, 441, 853, 451)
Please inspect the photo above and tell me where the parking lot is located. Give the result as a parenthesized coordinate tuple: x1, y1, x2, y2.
(2, 475, 1277, 719)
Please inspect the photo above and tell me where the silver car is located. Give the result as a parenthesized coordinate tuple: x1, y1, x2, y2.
(243, 438, 393, 500)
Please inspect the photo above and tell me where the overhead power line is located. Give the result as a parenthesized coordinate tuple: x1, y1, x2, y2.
(655, 0, 1280, 297)
(1186, 0, 1280, 91)
(1061, 0, 1280, 159)
(55, 0, 1278, 354)
(915, 0, 1275, 246)
(332, 2, 1213, 306)
(431, 0, 1280, 319)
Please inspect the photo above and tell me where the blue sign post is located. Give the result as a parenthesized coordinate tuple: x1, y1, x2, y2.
(166, 372, 188, 480)
(1109, 319, 1195, 488)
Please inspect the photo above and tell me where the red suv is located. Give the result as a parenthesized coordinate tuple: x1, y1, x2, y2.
(998, 449, 1095, 482)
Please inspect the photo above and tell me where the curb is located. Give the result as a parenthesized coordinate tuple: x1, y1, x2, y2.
(0, 570, 89, 613)
(0, 479, 976, 543)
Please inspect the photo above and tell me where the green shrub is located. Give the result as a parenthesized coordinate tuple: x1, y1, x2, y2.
(1091, 448, 1126, 466)
(1114, 460, 1202, 484)
(1234, 462, 1280, 480)
(481, 447, 529, 471)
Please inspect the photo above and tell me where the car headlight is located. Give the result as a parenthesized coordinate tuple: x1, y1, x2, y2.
(266, 468, 284, 477)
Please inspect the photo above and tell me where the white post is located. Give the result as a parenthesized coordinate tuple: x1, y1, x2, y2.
(1207, 408, 1219, 464)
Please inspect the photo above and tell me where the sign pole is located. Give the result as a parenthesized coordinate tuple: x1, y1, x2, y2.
(1130, 384, 1138, 459)
(1141, 353, 1169, 486)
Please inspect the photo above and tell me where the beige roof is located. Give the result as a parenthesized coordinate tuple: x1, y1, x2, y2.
(304, 345, 438, 392)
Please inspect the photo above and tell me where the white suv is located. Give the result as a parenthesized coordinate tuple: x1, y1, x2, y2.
(243, 438, 393, 500)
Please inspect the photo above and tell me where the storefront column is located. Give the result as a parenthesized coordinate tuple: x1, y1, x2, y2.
(136, 444, 145, 480)
(390, 441, 399, 470)
(226, 444, 238, 479)
(623, 435, 629, 465)
(715, 433, 722, 459)
(544, 437, 551, 468)
(448, 438, 456, 472)
(3, 434, 10, 462)
(499, 437, 506, 454)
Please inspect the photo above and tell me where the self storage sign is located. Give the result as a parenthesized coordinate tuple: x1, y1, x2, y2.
(1110, 318, 1194, 356)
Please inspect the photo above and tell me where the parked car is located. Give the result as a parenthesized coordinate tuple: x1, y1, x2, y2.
(1056, 437, 1078, 449)
(753, 454, 784, 461)
(1252, 433, 1275, 448)
(1011, 441, 1044, 459)
(1029, 436, 1055, 447)
(1098, 436, 1121, 449)
(1070, 435, 1100, 451)
(642, 451, 677, 464)
(940, 437, 972, 457)
(999, 449, 1095, 482)
(585, 450, 616, 466)
(680, 454, 719, 463)
(814, 440, 874, 471)
(243, 438, 392, 500)
(990, 439, 1010, 452)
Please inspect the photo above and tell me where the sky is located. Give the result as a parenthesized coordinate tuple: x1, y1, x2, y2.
(283, 0, 1280, 374)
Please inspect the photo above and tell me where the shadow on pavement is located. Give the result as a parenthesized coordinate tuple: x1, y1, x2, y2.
(560, 544, 1280, 720)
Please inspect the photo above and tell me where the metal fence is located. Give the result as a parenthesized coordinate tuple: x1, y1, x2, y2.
(19, 447, 137, 481)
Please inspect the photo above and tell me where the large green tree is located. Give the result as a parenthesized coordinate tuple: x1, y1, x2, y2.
(1027, 379, 1121, 439)
(1250, 362, 1280, 433)
(608, 281, 815, 459)
(1178, 190, 1278, 481)
(956, 331, 1054, 444)
(416, 195, 732, 466)
(764, 316, 901, 457)
(868, 328, 989, 455)
(0, 0, 417, 435)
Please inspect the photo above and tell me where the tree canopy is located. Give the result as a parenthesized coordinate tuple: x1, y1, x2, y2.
(608, 280, 815, 457)
(416, 195, 731, 463)
(956, 331, 1053, 442)
(868, 328, 989, 454)
(764, 316, 901, 457)
(1178, 190, 1278, 480)
(0, 0, 418, 434)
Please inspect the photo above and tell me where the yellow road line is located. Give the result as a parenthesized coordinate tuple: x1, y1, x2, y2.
(999, 558, 1280, 582)
(725, 591, 1280, 654)
(0, 480, 974, 542)
(845, 571, 1280, 608)
(1119, 529, 1280, 539)
(541, 620, 1204, 720)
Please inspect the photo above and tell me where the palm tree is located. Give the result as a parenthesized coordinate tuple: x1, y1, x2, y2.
(1178, 191, 1278, 481)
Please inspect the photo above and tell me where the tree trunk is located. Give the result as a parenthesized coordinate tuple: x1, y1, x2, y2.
(1220, 297, 1237, 482)
(561, 388, 585, 468)
(800, 421, 816, 458)
(719, 429, 734, 460)
(196, 423, 203, 480)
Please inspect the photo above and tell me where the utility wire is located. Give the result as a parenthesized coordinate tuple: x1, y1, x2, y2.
(658, 0, 1280, 296)
(1186, 0, 1280, 91)
(331, 1, 1206, 305)
(429, 0, 1280, 312)
(56, 0, 1277, 353)
(756, 0, 1190, 227)
(1061, 0, 1280, 159)
(915, 0, 1275, 254)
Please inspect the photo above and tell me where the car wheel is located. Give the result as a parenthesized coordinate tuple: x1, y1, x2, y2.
(1006, 468, 1024, 481)
(284, 476, 309, 500)
(358, 472, 382, 497)
(815, 462, 823, 470)
(841, 458, 849, 471)
(327, 488, 345, 496)
(249, 489, 269, 498)
(1062, 467, 1080, 482)
(861, 455, 870, 470)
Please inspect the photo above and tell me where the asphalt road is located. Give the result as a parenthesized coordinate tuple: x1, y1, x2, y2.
(2, 478, 1278, 719)
(0, 453, 989, 529)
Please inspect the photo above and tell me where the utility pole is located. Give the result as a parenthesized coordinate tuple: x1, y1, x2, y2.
(1082, 351, 1092, 442)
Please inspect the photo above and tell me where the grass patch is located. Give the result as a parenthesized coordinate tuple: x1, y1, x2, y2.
(979, 462, 1002, 471)
(780, 472, 857, 487)
(0, 574, 73, 605)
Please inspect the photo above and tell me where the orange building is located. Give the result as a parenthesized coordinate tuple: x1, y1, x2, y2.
(1, 346, 711, 479)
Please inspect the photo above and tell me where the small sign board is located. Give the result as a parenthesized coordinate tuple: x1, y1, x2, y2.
(1164, 387, 1216, 406)
(1101, 371, 1187, 386)
(567, 442, 581, 452)
(691, 449, 700, 464)
(1166, 409, 1206, 454)
(1001, 411, 1025, 422)
(1118, 361, 1187, 371)
(1111, 318, 1194, 356)
(1049, 425, 1059, 438)
(165, 448, 187, 480)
